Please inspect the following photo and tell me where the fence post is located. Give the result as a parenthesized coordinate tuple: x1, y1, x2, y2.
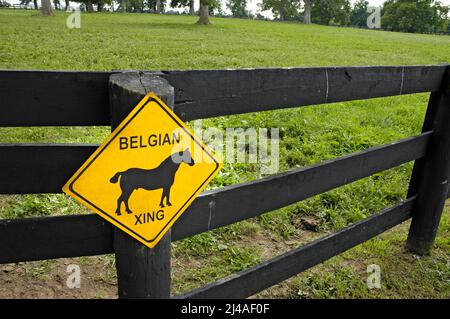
(109, 72, 174, 298)
(407, 68, 450, 255)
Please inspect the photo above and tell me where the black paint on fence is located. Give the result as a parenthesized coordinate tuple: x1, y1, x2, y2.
(0, 65, 448, 298)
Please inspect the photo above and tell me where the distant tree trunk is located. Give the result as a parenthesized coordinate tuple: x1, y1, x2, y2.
(53, 0, 58, 10)
(33, 0, 38, 9)
(189, 0, 195, 15)
(98, 3, 103, 11)
(86, 0, 94, 12)
(304, 0, 312, 24)
(40, 0, 54, 15)
(156, 0, 161, 13)
(196, 4, 210, 24)
(279, 1, 285, 21)
(121, 0, 126, 12)
(64, 0, 69, 10)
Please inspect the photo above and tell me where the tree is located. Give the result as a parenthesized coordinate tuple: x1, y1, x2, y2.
(197, 0, 211, 24)
(196, 0, 220, 24)
(189, 0, 195, 14)
(260, 0, 301, 21)
(120, 0, 127, 12)
(144, 0, 167, 12)
(350, 0, 369, 27)
(382, 0, 449, 33)
(41, 0, 54, 15)
(311, 0, 351, 25)
(20, 0, 39, 9)
(227, 0, 248, 18)
(303, 0, 312, 23)
(171, 0, 194, 15)
(72, 0, 112, 12)
(126, 0, 144, 12)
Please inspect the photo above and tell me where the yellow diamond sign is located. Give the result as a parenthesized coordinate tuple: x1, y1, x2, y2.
(63, 93, 222, 248)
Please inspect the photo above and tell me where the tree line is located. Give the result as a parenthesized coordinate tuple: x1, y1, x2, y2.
(260, 0, 448, 33)
(18, 0, 450, 33)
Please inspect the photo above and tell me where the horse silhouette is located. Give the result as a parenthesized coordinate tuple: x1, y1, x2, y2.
(110, 149, 195, 216)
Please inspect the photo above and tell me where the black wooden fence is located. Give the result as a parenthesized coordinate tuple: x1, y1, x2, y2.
(0, 65, 449, 298)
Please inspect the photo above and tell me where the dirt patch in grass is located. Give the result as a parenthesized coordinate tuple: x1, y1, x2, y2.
(0, 257, 117, 299)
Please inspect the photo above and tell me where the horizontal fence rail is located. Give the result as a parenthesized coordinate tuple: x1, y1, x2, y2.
(0, 70, 111, 126)
(0, 132, 432, 195)
(0, 144, 97, 194)
(0, 65, 446, 126)
(0, 214, 113, 263)
(0, 132, 431, 263)
(161, 65, 446, 121)
(178, 197, 415, 299)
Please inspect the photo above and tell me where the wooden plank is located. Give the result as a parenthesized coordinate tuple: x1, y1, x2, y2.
(0, 133, 430, 263)
(172, 132, 430, 240)
(0, 66, 446, 126)
(407, 92, 441, 198)
(407, 69, 450, 255)
(0, 70, 111, 126)
(178, 197, 415, 299)
(0, 214, 113, 264)
(0, 132, 431, 197)
(110, 72, 172, 299)
(0, 144, 97, 194)
(161, 65, 446, 121)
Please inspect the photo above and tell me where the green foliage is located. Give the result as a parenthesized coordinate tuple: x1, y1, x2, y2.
(198, 0, 221, 13)
(382, 0, 449, 33)
(171, 0, 190, 9)
(312, 0, 351, 25)
(260, 0, 302, 21)
(350, 0, 370, 27)
(173, 245, 261, 292)
(226, 0, 250, 18)
(173, 232, 220, 257)
(126, 0, 145, 12)
(71, 0, 112, 12)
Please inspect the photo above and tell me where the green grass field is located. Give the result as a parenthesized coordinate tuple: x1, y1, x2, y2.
(0, 10, 449, 299)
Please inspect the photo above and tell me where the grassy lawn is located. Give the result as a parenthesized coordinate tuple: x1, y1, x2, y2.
(0, 9, 449, 299)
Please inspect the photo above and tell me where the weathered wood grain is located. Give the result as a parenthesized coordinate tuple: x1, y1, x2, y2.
(0, 66, 445, 125)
